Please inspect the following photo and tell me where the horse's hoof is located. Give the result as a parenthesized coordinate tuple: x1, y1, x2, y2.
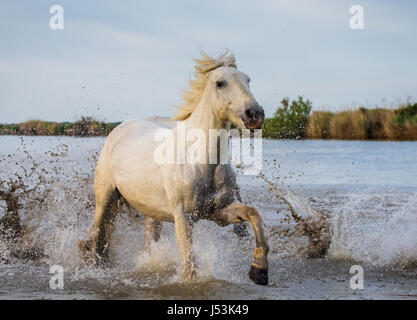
(79, 239, 92, 254)
(79, 239, 109, 267)
(248, 265, 268, 285)
(78, 239, 96, 266)
(95, 257, 110, 268)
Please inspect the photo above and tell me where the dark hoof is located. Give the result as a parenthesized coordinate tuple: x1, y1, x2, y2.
(79, 239, 109, 267)
(79, 239, 96, 266)
(248, 265, 268, 285)
(95, 256, 110, 268)
(233, 223, 250, 237)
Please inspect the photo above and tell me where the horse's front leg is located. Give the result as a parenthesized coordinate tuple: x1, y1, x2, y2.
(173, 211, 197, 281)
(215, 203, 269, 285)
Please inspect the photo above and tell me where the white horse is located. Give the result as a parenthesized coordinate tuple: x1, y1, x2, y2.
(80, 51, 270, 285)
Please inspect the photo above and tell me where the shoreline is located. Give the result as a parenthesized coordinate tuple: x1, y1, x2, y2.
(1, 101, 417, 141)
(1, 133, 416, 142)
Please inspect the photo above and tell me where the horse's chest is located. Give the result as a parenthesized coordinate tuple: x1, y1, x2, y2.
(181, 165, 236, 216)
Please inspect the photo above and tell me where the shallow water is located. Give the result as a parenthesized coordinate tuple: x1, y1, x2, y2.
(0, 136, 417, 300)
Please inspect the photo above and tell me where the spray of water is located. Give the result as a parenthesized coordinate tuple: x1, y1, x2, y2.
(1, 136, 417, 293)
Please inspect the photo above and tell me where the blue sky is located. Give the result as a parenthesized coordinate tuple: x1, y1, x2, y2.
(1, 0, 416, 123)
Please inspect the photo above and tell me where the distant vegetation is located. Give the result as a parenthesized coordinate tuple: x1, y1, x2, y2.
(0, 117, 120, 137)
(262, 97, 417, 141)
(1, 101, 417, 140)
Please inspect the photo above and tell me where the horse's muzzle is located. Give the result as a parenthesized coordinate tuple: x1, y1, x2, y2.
(241, 104, 265, 129)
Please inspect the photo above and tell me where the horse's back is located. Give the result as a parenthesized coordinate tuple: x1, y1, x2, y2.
(102, 118, 166, 155)
(109, 118, 165, 141)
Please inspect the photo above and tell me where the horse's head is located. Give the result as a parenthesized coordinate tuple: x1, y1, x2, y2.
(206, 66, 265, 130)
(172, 51, 265, 129)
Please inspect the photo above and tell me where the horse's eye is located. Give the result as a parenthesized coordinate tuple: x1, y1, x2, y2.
(216, 80, 226, 88)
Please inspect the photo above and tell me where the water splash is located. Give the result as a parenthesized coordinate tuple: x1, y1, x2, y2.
(328, 191, 417, 268)
(255, 172, 331, 258)
(1, 135, 417, 292)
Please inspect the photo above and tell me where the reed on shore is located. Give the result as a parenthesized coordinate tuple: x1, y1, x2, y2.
(306, 103, 417, 140)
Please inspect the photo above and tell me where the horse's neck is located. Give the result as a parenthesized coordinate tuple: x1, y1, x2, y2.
(185, 100, 227, 132)
(182, 99, 229, 167)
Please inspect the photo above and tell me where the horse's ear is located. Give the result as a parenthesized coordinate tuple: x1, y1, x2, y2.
(216, 49, 237, 69)
(195, 61, 223, 74)
(194, 50, 237, 74)
(222, 55, 237, 69)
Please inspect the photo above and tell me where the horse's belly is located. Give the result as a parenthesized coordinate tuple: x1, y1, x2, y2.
(112, 156, 173, 220)
(115, 173, 173, 221)
(126, 193, 173, 222)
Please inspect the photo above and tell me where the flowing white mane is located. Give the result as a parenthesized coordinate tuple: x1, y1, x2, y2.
(171, 50, 237, 121)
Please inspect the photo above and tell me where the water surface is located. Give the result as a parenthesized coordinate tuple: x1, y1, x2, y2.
(1, 136, 416, 299)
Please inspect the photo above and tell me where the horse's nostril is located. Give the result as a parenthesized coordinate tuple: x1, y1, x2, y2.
(245, 109, 256, 120)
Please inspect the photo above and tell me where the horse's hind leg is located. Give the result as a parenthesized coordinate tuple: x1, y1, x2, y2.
(93, 188, 120, 264)
(80, 179, 119, 266)
(143, 217, 162, 250)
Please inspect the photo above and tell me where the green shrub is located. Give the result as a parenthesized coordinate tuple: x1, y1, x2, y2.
(392, 103, 417, 124)
(263, 96, 312, 139)
(386, 103, 417, 140)
(0, 124, 19, 135)
(53, 123, 66, 135)
(100, 122, 120, 136)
